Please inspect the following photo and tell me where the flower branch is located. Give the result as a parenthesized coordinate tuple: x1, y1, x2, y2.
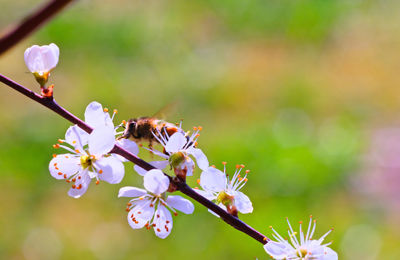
(0, 0, 74, 55)
(0, 72, 269, 245)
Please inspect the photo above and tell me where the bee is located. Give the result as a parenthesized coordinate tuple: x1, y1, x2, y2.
(120, 117, 181, 148)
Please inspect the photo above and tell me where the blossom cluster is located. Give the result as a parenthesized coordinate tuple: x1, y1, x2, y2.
(26, 43, 338, 259)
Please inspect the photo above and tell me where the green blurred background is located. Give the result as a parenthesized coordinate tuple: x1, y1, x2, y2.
(1, 0, 400, 259)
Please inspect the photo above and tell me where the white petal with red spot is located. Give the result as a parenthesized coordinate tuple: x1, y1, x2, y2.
(49, 154, 79, 180)
(67, 173, 91, 199)
(96, 156, 125, 184)
(153, 205, 173, 239)
(127, 200, 155, 229)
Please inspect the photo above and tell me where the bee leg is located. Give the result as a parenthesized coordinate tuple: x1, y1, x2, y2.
(118, 131, 130, 140)
(149, 141, 154, 158)
(185, 135, 194, 147)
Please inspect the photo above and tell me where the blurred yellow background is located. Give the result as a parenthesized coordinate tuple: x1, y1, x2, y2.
(1, 0, 400, 259)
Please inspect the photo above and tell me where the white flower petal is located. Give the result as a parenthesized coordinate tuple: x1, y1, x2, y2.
(24, 44, 59, 73)
(188, 147, 208, 171)
(118, 187, 147, 198)
(96, 156, 125, 184)
(49, 43, 60, 60)
(41, 43, 59, 71)
(165, 132, 186, 153)
(153, 205, 173, 239)
(233, 191, 253, 214)
(49, 154, 80, 179)
(115, 139, 139, 162)
(65, 125, 88, 149)
(24, 45, 40, 72)
(194, 189, 217, 201)
(67, 173, 91, 198)
(149, 149, 169, 159)
(179, 158, 195, 176)
(127, 199, 155, 229)
(88, 126, 115, 155)
(166, 196, 194, 214)
(84, 101, 111, 128)
(263, 241, 292, 260)
(143, 169, 169, 195)
(134, 160, 169, 176)
(200, 167, 226, 192)
(322, 247, 338, 260)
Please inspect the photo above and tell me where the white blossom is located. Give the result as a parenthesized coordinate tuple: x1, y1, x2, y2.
(264, 217, 338, 260)
(196, 163, 253, 215)
(134, 126, 208, 177)
(24, 43, 59, 86)
(119, 169, 194, 239)
(48, 102, 137, 198)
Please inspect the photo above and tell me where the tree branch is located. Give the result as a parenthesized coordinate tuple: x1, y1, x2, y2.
(0, 0, 75, 55)
(0, 73, 269, 245)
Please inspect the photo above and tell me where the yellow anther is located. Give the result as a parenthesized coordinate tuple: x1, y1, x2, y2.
(122, 120, 127, 125)
(52, 154, 57, 158)
(197, 179, 200, 184)
(198, 126, 203, 131)
(222, 161, 227, 165)
(193, 127, 198, 131)
(245, 170, 250, 174)
(104, 108, 109, 112)
(113, 109, 118, 114)
(240, 164, 245, 168)
(58, 139, 64, 143)
(53, 144, 60, 148)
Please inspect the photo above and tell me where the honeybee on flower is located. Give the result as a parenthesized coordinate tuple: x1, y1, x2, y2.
(134, 125, 209, 179)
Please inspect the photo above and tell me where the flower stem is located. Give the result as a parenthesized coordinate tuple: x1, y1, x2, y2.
(0, 0, 74, 55)
(0, 73, 269, 245)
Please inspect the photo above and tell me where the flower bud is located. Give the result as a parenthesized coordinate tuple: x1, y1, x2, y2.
(24, 43, 59, 87)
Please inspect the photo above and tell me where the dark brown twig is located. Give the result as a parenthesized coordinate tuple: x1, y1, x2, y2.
(0, 73, 269, 244)
(0, 0, 74, 55)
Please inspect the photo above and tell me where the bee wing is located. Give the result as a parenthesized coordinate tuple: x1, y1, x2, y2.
(151, 101, 180, 121)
